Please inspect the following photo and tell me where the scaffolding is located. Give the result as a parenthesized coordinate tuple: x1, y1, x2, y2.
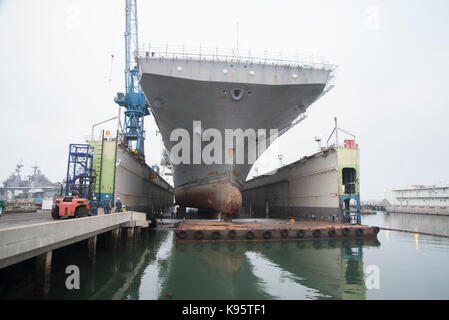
(65, 144, 95, 199)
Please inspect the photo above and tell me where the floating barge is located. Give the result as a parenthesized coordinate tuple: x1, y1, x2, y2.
(176, 220, 380, 242)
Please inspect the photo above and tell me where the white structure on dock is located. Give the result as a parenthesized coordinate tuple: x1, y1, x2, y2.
(385, 185, 449, 215)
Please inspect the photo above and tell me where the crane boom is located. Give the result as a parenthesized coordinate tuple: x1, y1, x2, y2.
(114, 0, 149, 157)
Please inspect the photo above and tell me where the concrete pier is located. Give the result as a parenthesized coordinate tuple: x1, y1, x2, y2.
(0, 211, 148, 270)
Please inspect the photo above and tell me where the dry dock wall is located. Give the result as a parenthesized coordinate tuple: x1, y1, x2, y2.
(88, 137, 174, 214)
(241, 146, 360, 222)
(115, 144, 174, 213)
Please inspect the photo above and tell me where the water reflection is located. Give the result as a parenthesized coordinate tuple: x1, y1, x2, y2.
(415, 227, 419, 252)
(138, 232, 174, 299)
(245, 251, 324, 300)
(42, 231, 170, 300)
(41, 232, 379, 300)
(4, 217, 449, 300)
(137, 235, 379, 300)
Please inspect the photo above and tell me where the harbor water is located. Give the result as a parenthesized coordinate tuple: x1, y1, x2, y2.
(1, 213, 449, 300)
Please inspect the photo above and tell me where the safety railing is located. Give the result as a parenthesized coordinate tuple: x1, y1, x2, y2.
(136, 42, 336, 71)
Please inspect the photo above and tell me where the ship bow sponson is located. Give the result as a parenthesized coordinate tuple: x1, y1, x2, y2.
(175, 179, 242, 218)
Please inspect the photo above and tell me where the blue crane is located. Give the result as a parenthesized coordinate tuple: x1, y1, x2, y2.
(114, 0, 149, 157)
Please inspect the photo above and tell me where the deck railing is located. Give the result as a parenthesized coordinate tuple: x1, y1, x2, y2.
(136, 43, 336, 71)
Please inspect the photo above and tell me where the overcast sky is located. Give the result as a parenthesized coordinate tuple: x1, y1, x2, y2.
(0, 0, 448, 200)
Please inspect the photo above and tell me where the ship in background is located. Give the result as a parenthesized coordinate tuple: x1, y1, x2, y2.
(385, 184, 449, 215)
(0, 162, 61, 213)
(0, 162, 60, 201)
(137, 44, 335, 220)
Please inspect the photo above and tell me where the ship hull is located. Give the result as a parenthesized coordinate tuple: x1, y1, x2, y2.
(138, 57, 332, 218)
(175, 178, 242, 219)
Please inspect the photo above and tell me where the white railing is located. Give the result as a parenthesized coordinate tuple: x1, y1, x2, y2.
(136, 42, 336, 71)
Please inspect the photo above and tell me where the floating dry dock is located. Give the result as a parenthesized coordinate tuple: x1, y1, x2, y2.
(176, 220, 380, 241)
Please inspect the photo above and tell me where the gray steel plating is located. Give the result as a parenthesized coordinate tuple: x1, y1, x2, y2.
(137, 54, 334, 216)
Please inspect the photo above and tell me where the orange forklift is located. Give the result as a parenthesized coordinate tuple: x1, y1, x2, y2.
(51, 144, 96, 220)
(51, 194, 91, 219)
